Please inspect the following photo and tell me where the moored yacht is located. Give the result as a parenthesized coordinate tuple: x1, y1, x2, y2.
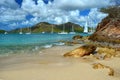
(19, 32, 23, 34)
(51, 24, 54, 34)
(58, 31, 68, 34)
(19, 28, 23, 34)
(25, 27, 31, 35)
(69, 25, 76, 34)
(4, 32, 8, 34)
(58, 24, 68, 34)
(83, 21, 89, 33)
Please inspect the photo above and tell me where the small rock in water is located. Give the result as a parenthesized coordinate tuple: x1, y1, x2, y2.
(63, 44, 96, 57)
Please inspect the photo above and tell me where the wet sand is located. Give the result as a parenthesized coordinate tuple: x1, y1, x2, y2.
(0, 45, 120, 80)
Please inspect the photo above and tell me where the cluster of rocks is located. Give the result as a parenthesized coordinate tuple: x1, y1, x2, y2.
(62, 6, 120, 77)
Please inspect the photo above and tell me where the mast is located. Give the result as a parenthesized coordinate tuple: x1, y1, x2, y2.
(72, 25, 74, 32)
(29, 27, 31, 33)
(51, 24, 54, 33)
(84, 16, 89, 33)
(63, 23, 65, 32)
(84, 21, 88, 33)
(19, 28, 23, 34)
(20, 28, 22, 32)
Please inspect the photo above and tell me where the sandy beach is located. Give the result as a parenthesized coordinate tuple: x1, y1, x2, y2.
(0, 44, 120, 80)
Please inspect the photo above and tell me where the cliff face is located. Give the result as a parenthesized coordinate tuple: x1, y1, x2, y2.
(89, 18, 120, 43)
(89, 7, 120, 44)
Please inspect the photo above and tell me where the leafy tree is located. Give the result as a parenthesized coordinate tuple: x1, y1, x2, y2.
(101, 6, 120, 19)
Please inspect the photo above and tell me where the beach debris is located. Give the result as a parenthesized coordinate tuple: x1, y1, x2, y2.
(63, 44, 96, 57)
(92, 63, 114, 76)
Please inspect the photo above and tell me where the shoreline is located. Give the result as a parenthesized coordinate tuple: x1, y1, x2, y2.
(0, 44, 120, 80)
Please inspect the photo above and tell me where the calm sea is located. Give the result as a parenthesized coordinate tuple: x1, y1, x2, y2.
(0, 33, 89, 55)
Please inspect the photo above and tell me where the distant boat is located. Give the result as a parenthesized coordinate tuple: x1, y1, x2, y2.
(69, 32, 76, 34)
(42, 32, 45, 34)
(25, 32, 31, 35)
(4, 32, 8, 34)
(69, 25, 76, 34)
(51, 24, 54, 34)
(25, 27, 31, 35)
(88, 27, 94, 34)
(58, 23, 68, 34)
(83, 21, 89, 33)
(58, 31, 68, 34)
(19, 28, 23, 34)
(19, 32, 23, 34)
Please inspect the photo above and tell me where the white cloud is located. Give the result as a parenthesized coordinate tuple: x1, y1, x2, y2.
(0, 8, 27, 22)
(0, 0, 27, 23)
(0, 0, 19, 9)
(0, 0, 111, 30)
(53, 0, 112, 10)
(88, 8, 108, 27)
(21, 0, 109, 25)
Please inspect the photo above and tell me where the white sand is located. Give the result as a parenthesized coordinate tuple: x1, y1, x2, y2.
(0, 45, 120, 80)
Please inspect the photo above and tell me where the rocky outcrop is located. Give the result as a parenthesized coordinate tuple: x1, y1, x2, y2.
(63, 45, 96, 57)
(89, 6, 120, 44)
(89, 17, 120, 44)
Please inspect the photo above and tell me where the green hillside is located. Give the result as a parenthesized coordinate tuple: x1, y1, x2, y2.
(9, 22, 84, 33)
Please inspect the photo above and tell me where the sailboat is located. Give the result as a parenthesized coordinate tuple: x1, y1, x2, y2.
(25, 27, 31, 35)
(69, 25, 76, 34)
(58, 23, 68, 34)
(19, 28, 23, 34)
(51, 24, 54, 34)
(88, 26, 94, 34)
(83, 21, 88, 33)
(4, 32, 8, 34)
(41, 32, 45, 34)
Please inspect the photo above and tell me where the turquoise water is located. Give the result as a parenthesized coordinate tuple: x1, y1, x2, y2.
(0, 33, 75, 55)
(0, 33, 89, 55)
(0, 34, 73, 46)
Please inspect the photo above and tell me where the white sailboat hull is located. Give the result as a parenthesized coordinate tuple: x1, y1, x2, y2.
(25, 32, 31, 35)
(69, 32, 76, 34)
(58, 32, 68, 34)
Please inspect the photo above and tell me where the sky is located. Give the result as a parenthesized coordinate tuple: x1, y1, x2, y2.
(0, 0, 119, 31)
